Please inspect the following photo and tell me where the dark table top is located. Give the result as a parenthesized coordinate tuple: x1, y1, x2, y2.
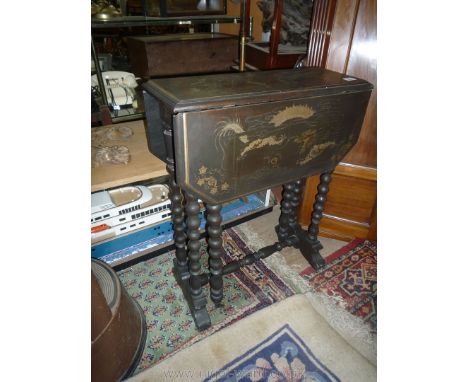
(143, 67, 373, 113)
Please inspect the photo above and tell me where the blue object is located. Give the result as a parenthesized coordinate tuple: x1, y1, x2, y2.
(202, 324, 340, 382)
(92, 193, 268, 264)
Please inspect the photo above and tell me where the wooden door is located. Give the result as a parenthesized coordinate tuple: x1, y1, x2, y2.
(298, 0, 377, 241)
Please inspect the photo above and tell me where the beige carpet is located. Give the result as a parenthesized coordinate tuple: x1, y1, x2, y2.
(233, 206, 377, 365)
(128, 293, 376, 382)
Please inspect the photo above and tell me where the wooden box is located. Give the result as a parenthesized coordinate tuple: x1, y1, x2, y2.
(143, 67, 373, 204)
(127, 33, 238, 78)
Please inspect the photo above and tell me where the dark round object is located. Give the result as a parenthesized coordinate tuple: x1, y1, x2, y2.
(91, 259, 147, 382)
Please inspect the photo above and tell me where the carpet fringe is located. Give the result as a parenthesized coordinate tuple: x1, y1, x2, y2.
(305, 291, 377, 366)
(262, 246, 377, 365)
(232, 224, 265, 252)
(233, 224, 311, 294)
(264, 253, 311, 294)
(233, 223, 376, 366)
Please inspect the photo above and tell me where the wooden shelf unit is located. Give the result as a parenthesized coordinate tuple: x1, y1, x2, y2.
(92, 119, 168, 193)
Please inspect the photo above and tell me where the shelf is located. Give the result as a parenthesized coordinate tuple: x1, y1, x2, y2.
(93, 192, 274, 269)
(92, 15, 240, 29)
(110, 205, 274, 270)
(91, 119, 168, 192)
(110, 109, 145, 123)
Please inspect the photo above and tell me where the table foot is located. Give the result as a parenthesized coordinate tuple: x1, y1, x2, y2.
(172, 259, 211, 331)
(292, 226, 326, 269)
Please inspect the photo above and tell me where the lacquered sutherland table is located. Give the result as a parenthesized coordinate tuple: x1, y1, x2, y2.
(142, 67, 373, 330)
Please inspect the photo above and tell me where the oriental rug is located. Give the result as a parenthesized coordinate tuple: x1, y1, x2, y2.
(300, 239, 377, 332)
(118, 228, 295, 375)
(127, 293, 376, 382)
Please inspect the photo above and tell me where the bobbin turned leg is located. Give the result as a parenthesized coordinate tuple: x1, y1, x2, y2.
(206, 203, 224, 305)
(276, 182, 296, 244)
(303, 171, 333, 269)
(274, 178, 325, 270)
(162, 122, 190, 282)
(168, 169, 188, 280)
(289, 179, 305, 227)
(185, 192, 210, 330)
(308, 171, 332, 242)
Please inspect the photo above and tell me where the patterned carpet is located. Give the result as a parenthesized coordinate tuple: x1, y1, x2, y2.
(127, 293, 377, 382)
(202, 324, 342, 382)
(300, 239, 377, 332)
(117, 228, 295, 374)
